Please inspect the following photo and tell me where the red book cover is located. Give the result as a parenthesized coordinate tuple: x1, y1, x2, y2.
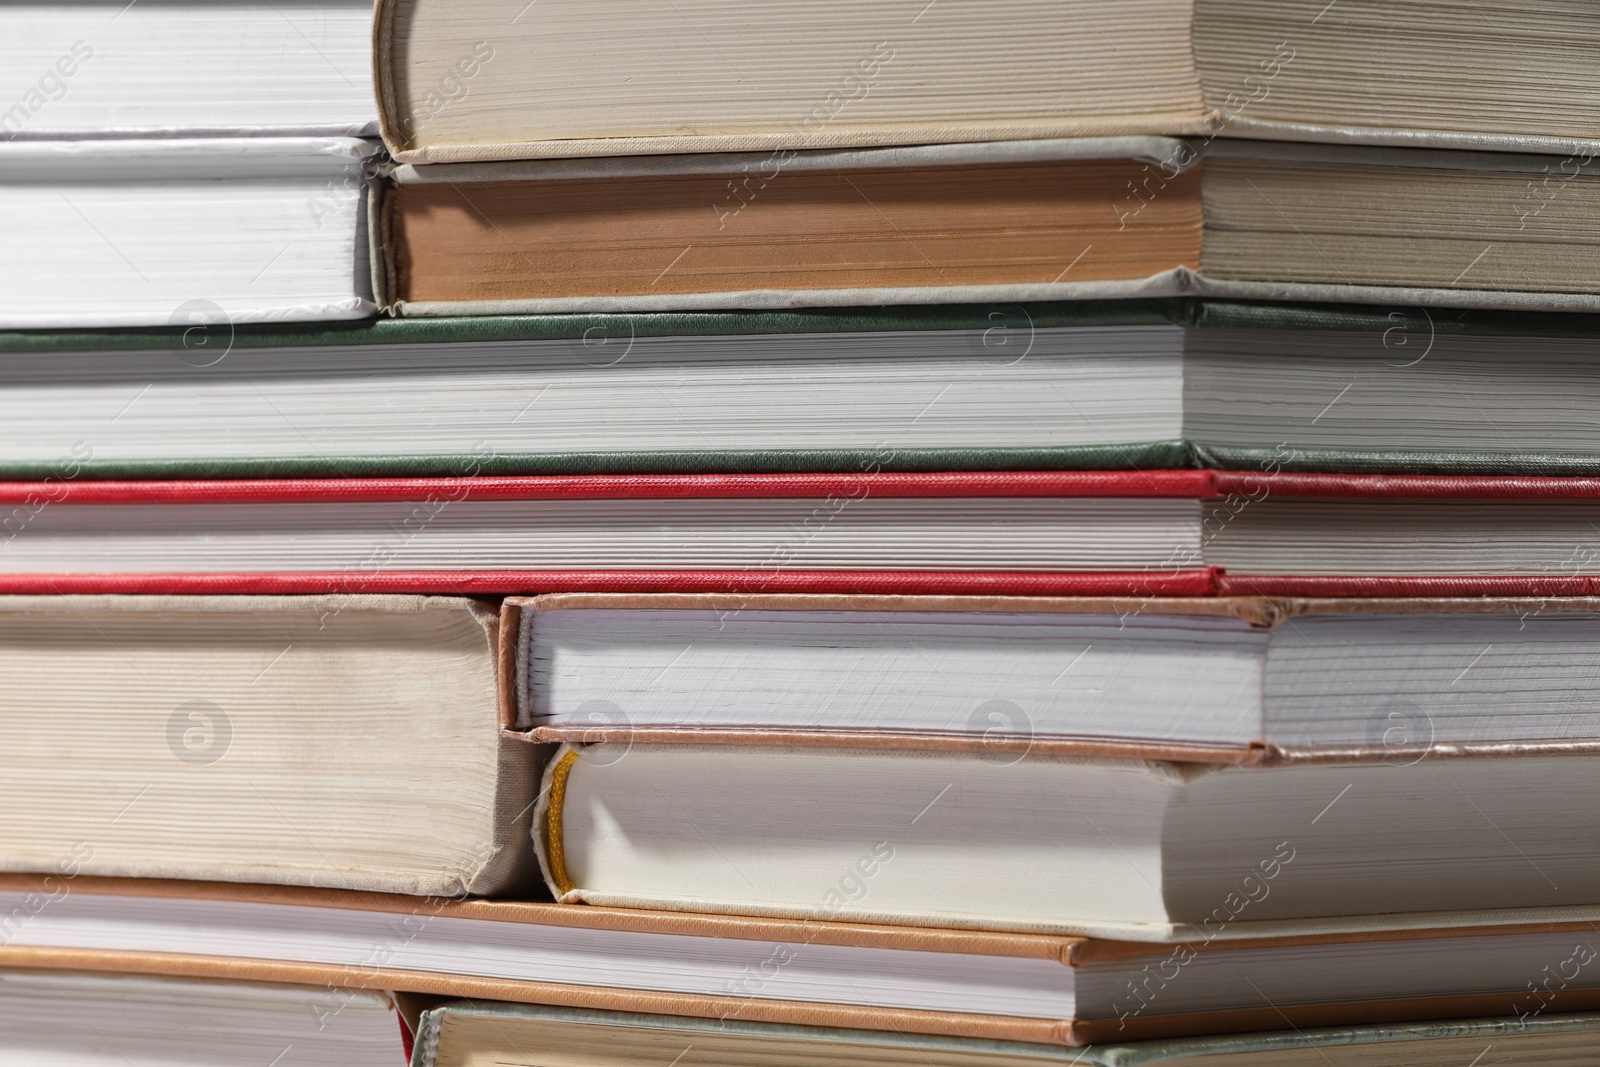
(1, 470, 1594, 597)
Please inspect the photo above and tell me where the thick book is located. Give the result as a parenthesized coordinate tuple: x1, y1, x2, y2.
(1, 1, 375, 138)
(5, 472, 1600, 597)
(379, 138, 1600, 315)
(373, 0, 1600, 163)
(413, 1002, 1600, 1067)
(535, 738, 1600, 934)
(0, 594, 537, 895)
(17, 300, 1600, 479)
(512, 593, 1600, 755)
(6, 874, 1600, 1045)
(0, 970, 400, 1066)
(1, 138, 377, 329)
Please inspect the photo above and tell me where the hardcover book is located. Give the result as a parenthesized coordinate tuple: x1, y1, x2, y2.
(4, 874, 1600, 1045)
(0, 594, 536, 895)
(0, 138, 377, 329)
(0, 970, 399, 1066)
(512, 593, 1600, 755)
(1, 0, 375, 138)
(378, 138, 1600, 315)
(535, 737, 1600, 934)
(374, 0, 1600, 163)
(412, 1002, 1600, 1067)
(3, 472, 1600, 597)
(16, 301, 1600, 479)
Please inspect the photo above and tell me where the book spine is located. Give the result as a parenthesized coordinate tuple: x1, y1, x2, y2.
(0, 570, 1225, 597)
(0, 444, 1196, 481)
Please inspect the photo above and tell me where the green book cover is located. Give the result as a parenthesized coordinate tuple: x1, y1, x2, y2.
(6, 299, 1593, 352)
(0, 301, 1184, 353)
(2, 299, 1599, 479)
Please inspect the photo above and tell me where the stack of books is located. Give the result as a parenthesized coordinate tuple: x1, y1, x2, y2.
(4, 1, 1600, 1064)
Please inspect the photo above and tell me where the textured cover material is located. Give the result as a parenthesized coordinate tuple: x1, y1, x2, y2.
(1217, 575, 1600, 598)
(392, 277, 1600, 317)
(512, 592, 1280, 618)
(1196, 446, 1600, 479)
(1092, 1012, 1600, 1066)
(386, 137, 1194, 184)
(1225, 116, 1600, 159)
(0, 301, 1184, 353)
(387, 277, 1192, 318)
(0, 570, 1224, 599)
(524, 726, 1270, 767)
(1190, 277, 1600, 315)
(407, 1004, 1079, 1067)
(411, 1002, 1600, 1067)
(516, 591, 1600, 620)
(0, 471, 1211, 503)
(385, 122, 1214, 168)
(13, 470, 1600, 505)
(19, 297, 1594, 352)
(30, 573, 1600, 599)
